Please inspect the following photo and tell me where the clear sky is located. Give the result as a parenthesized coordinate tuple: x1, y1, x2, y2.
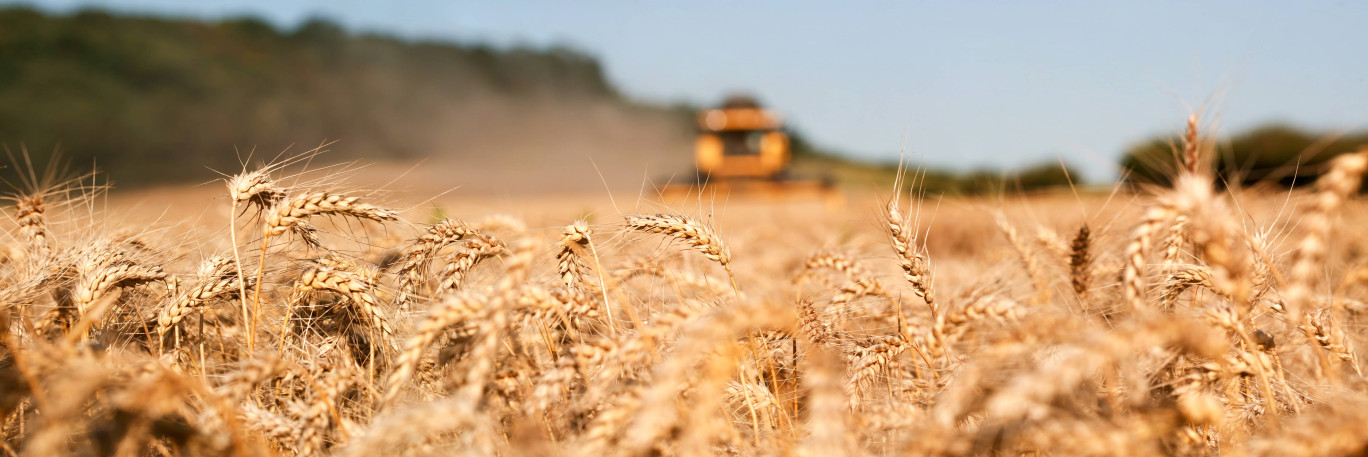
(12, 0, 1368, 180)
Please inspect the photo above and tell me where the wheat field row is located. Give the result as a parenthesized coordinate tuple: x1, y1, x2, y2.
(1, 141, 1367, 456)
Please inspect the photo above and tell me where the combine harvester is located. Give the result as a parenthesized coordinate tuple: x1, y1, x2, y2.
(658, 96, 840, 206)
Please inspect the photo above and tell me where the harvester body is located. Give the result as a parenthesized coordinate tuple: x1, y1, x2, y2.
(695, 105, 790, 179)
(660, 96, 838, 205)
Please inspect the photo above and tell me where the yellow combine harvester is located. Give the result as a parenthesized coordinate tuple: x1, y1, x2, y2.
(659, 95, 838, 204)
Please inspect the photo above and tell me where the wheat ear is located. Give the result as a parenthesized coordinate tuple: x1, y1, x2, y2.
(1301, 307, 1362, 375)
(15, 194, 50, 257)
(72, 250, 167, 318)
(625, 214, 737, 295)
(1122, 201, 1176, 311)
(252, 191, 397, 350)
(1069, 224, 1092, 296)
(264, 191, 398, 237)
(1285, 149, 1368, 318)
(394, 218, 475, 311)
(155, 256, 250, 337)
(994, 212, 1050, 304)
(433, 234, 506, 294)
(287, 262, 396, 353)
(380, 293, 483, 409)
(885, 199, 935, 312)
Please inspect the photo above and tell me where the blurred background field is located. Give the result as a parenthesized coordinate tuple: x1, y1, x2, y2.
(3, 4, 1368, 197)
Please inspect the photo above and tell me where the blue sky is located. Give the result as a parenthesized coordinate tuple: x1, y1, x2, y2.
(12, 0, 1368, 180)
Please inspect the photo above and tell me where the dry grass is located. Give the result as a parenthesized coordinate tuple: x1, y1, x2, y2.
(3, 141, 1368, 456)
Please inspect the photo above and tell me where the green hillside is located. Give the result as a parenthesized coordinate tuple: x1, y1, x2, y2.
(0, 6, 632, 183)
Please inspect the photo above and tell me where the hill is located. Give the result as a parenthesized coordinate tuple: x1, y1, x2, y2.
(0, 6, 695, 191)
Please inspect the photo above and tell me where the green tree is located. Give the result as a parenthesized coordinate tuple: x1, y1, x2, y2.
(1120, 123, 1368, 188)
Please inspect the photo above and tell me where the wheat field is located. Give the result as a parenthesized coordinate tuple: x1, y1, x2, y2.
(2, 136, 1368, 456)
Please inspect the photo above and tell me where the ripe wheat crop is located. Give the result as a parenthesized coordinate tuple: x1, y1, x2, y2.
(2, 132, 1368, 456)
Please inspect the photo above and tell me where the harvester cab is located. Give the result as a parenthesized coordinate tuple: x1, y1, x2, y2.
(659, 95, 839, 205)
(695, 96, 791, 180)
